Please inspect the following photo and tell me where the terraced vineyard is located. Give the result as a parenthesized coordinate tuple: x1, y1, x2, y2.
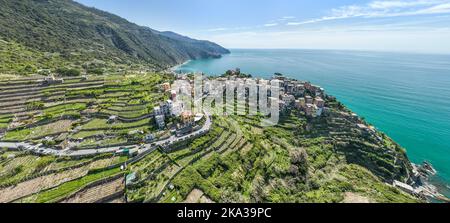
(0, 154, 126, 203)
(0, 73, 171, 149)
(0, 74, 419, 203)
(128, 111, 417, 203)
(0, 73, 171, 203)
(61, 175, 125, 203)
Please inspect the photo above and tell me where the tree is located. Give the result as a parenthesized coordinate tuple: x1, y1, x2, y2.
(290, 149, 309, 182)
(250, 174, 266, 203)
(87, 68, 104, 75)
(56, 68, 81, 76)
(20, 64, 37, 74)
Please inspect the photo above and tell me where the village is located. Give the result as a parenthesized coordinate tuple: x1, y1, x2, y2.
(1, 71, 438, 203)
(122, 71, 330, 151)
(0, 70, 378, 158)
(0, 71, 436, 204)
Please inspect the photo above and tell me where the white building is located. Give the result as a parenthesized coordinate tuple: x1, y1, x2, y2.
(171, 101, 184, 116)
(155, 115, 165, 129)
(304, 104, 315, 117)
(314, 97, 325, 108)
(393, 180, 415, 195)
(305, 96, 313, 104)
(166, 100, 174, 114)
(144, 134, 155, 142)
(108, 115, 118, 123)
(154, 106, 163, 116)
(295, 84, 305, 95)
(315, 105, 323, 117)
(170, 90, 177, 101)
(159, 100, 172, 116)
(281, 94, 295, 105)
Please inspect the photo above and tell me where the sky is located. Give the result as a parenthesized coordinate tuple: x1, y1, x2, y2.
(75, 0, 450, 53)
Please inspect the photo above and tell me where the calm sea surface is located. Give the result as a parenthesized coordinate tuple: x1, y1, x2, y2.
(175, 49, 450, 195)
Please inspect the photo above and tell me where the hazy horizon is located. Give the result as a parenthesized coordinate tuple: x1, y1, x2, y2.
(75, 0, 450, 54)
(224, 47, 450, 55)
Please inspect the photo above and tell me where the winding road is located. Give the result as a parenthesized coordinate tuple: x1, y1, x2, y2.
(0, 110, 211, 158)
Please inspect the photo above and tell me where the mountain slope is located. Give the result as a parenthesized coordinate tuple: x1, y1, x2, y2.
(0, 0, 229, 74)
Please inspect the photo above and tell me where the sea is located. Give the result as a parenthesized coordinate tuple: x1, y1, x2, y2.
(175, 49, 450, 197)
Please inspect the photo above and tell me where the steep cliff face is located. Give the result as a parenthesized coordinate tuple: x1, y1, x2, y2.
(306, 107, 414, 183)
(0, 0, 229, 73)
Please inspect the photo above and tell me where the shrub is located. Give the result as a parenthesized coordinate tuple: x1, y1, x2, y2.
(56, 68, 81, 76)
(87, 68, 104, 75)
(27, 101, 44, 110)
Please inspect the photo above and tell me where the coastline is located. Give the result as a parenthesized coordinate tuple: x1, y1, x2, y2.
(171, 49, 450, 186)
(171, 55, 450, 202)
(169, 51, 230, 73)
(170, 60, 192, 72)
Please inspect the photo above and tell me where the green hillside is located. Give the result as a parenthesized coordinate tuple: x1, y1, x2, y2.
(0, 74, 419, 203)
(0, 0, 229, 74)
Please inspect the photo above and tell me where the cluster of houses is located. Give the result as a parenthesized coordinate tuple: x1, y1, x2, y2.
(102, 80, 206, 144)
(210, 73, 328, 118)
(273, 75, 327, 117)
(278, 76, 381, 137)
(295, 96, 325, 117)
(152, 82, 186, 129)
(179, 73, 329, 118)
(153, 82, 205, 137)
(145, 74, 329, 142)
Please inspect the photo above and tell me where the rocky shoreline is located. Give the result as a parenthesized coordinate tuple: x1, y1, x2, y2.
(405, 161, 449, 202)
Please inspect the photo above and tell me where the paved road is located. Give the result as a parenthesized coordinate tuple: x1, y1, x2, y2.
(0, 110, 212, 157)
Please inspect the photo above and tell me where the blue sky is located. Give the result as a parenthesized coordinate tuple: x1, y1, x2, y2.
(76, 0, 450, 53)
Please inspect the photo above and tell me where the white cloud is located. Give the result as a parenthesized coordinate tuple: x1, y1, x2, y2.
(287, 21, 310, 26)
(287, 0, 450, 26)
(287, 16, 345, 26)
(281, 16, 296, 20)
(286, 22, 307, 26)
(199, 0, 450, 53)
(416, 2, 450, 13)
(207, 27, 228, 32)
(369, 0, 442, 9)
(264, 23, 278, 27)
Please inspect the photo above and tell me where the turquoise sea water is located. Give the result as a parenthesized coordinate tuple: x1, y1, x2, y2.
(176, 49, 450, 195)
